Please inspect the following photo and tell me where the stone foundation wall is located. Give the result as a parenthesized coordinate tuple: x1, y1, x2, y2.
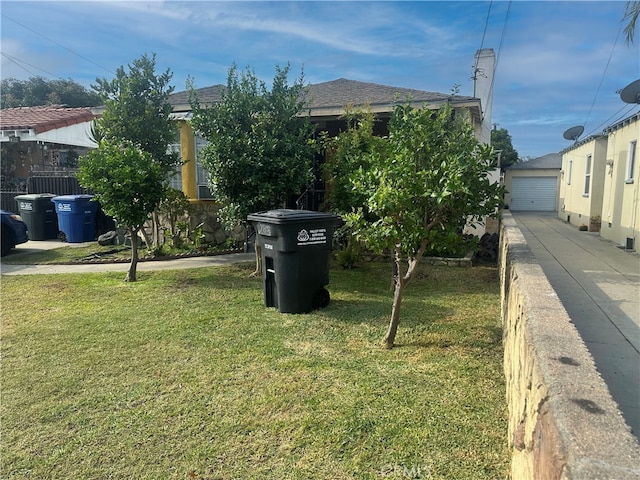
(188, 201, 246, 246)
(500, 212, 640, 479)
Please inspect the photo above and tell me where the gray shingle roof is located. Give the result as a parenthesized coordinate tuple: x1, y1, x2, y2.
(508, 153, 562, 170)
(169, 78, 477, 114)
(305, 78, 469, 109)
(169, 85, 224, 109)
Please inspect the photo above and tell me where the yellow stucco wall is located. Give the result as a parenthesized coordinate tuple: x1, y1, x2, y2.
(558, 137, 607, 230)
(177, 120, 198, 200)
(600, 116, 640, 247)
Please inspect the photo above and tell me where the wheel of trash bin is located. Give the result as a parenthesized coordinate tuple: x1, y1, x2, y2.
(312, 287, 330, 309)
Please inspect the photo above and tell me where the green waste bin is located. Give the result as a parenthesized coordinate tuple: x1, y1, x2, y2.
(14, 194, 59, 240)
(248, 209, 341, 314)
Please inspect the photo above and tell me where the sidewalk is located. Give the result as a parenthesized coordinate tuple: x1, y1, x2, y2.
(512, 212, 640, 439)
(0, 240, 255, 275)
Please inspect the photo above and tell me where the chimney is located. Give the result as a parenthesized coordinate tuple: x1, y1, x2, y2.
(473, 48, 495, 145)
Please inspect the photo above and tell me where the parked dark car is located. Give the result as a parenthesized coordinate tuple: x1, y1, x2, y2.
(1, 210, 29, 256)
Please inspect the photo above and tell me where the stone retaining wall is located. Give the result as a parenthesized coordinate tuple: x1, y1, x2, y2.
(500, 212, 640, 479)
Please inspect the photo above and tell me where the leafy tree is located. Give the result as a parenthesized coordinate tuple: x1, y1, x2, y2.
(91, 53, 179, 251)
(189, 63, 315, 229)
(491, 126, 519, 171)
(157, 188, 193, 249)
(78, 140, 166, 282)
(1, 77, 101, 108)
(624, 0, 639, 44)
(78, 54, 178, 281)
(92, 54, 177, 172)
(322, 108, 386, 213)
(341, 102, 504, 348)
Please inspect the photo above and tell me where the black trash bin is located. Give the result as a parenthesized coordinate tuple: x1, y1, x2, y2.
(248, 209, 341, 314)
(14, 194, 59, 240)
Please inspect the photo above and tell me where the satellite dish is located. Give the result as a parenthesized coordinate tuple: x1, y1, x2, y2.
(620, 79, 640, 104)
(563, 125, 584, 141)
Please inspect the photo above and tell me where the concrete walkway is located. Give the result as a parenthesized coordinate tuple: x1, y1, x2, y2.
(0, 240, 255, 275)
(513, 212, 640, 439)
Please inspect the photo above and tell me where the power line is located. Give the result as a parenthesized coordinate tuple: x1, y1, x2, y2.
(1, 13, 115, 76)
(1, 52, 65, 80)
(492, 1, 512, 95)
(582, 21, 623, 130)
(473, 0, 493, 94)
(1, 52, 39, 78)
(586, 104, 639, 137)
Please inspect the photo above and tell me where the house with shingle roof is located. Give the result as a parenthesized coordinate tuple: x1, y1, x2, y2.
(168, 57, 495, 208)
(0, 105, 99, 191)
(166, 50, 498, 242)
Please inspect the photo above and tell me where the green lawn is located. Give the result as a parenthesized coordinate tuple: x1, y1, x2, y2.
(1, 260, 508, 479)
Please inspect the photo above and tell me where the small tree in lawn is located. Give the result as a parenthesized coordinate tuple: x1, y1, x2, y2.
(77, 140, 166, 282)
(343, 101, 504, 348)
(189, 64, 315, 273)
(91, 53, 178, 249)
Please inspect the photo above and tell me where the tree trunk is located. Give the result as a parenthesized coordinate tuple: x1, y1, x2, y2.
(139, 226, 152, 252)
(152, 211, 161, 248)
(126, 228, 138, 282)
(251, 244, 263, 278)
(382, 248, 405, 349)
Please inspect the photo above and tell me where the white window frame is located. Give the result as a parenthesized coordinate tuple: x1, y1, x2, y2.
(195, 135, 214, 199)
(626, 140, 637, 184)
(167, 143, 182, 191)
(583, 154, 592, 196)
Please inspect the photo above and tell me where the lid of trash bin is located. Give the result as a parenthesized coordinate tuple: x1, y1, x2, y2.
(14, 193, 57, 200)
(248, 209, 340, 224)
(52, 195, 95, 202)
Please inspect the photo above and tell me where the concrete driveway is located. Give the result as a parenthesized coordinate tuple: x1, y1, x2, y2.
(512, 212, 640, 439)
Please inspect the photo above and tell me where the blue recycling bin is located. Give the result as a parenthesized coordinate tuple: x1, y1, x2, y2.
(52, 195, 98, 243)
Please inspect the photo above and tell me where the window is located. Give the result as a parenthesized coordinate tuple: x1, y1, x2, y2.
(626, 140, 637, 183)
(168, 164, 182, 191)
(583, 154, 592, 195)
(195, 135, 214, 199)
(167, 143, 182, 191)
(567, 159, 573, 185)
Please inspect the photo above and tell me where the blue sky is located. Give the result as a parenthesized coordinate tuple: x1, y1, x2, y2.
(1, 1, 638, 159)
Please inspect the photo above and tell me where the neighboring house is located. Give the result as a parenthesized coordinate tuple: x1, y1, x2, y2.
(504, 153, 562, 212)
(600, 112, 639, 249)
(557, 111, 639, 249)
(167, 49, 498, 233)
(0, 105, 99, 194)
(558, 135, 608, 231)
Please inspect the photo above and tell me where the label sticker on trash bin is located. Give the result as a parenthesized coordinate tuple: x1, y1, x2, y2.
(256, 224, 273, 236)
(297, 228, 327, 246)
(19, 202, 33, 211)
(57, 203, 72, 212)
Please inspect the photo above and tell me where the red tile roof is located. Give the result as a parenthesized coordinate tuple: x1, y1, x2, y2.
(0, 105, 97, 134)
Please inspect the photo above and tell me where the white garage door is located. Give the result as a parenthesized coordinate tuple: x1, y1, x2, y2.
(510, 176, 557, 211)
